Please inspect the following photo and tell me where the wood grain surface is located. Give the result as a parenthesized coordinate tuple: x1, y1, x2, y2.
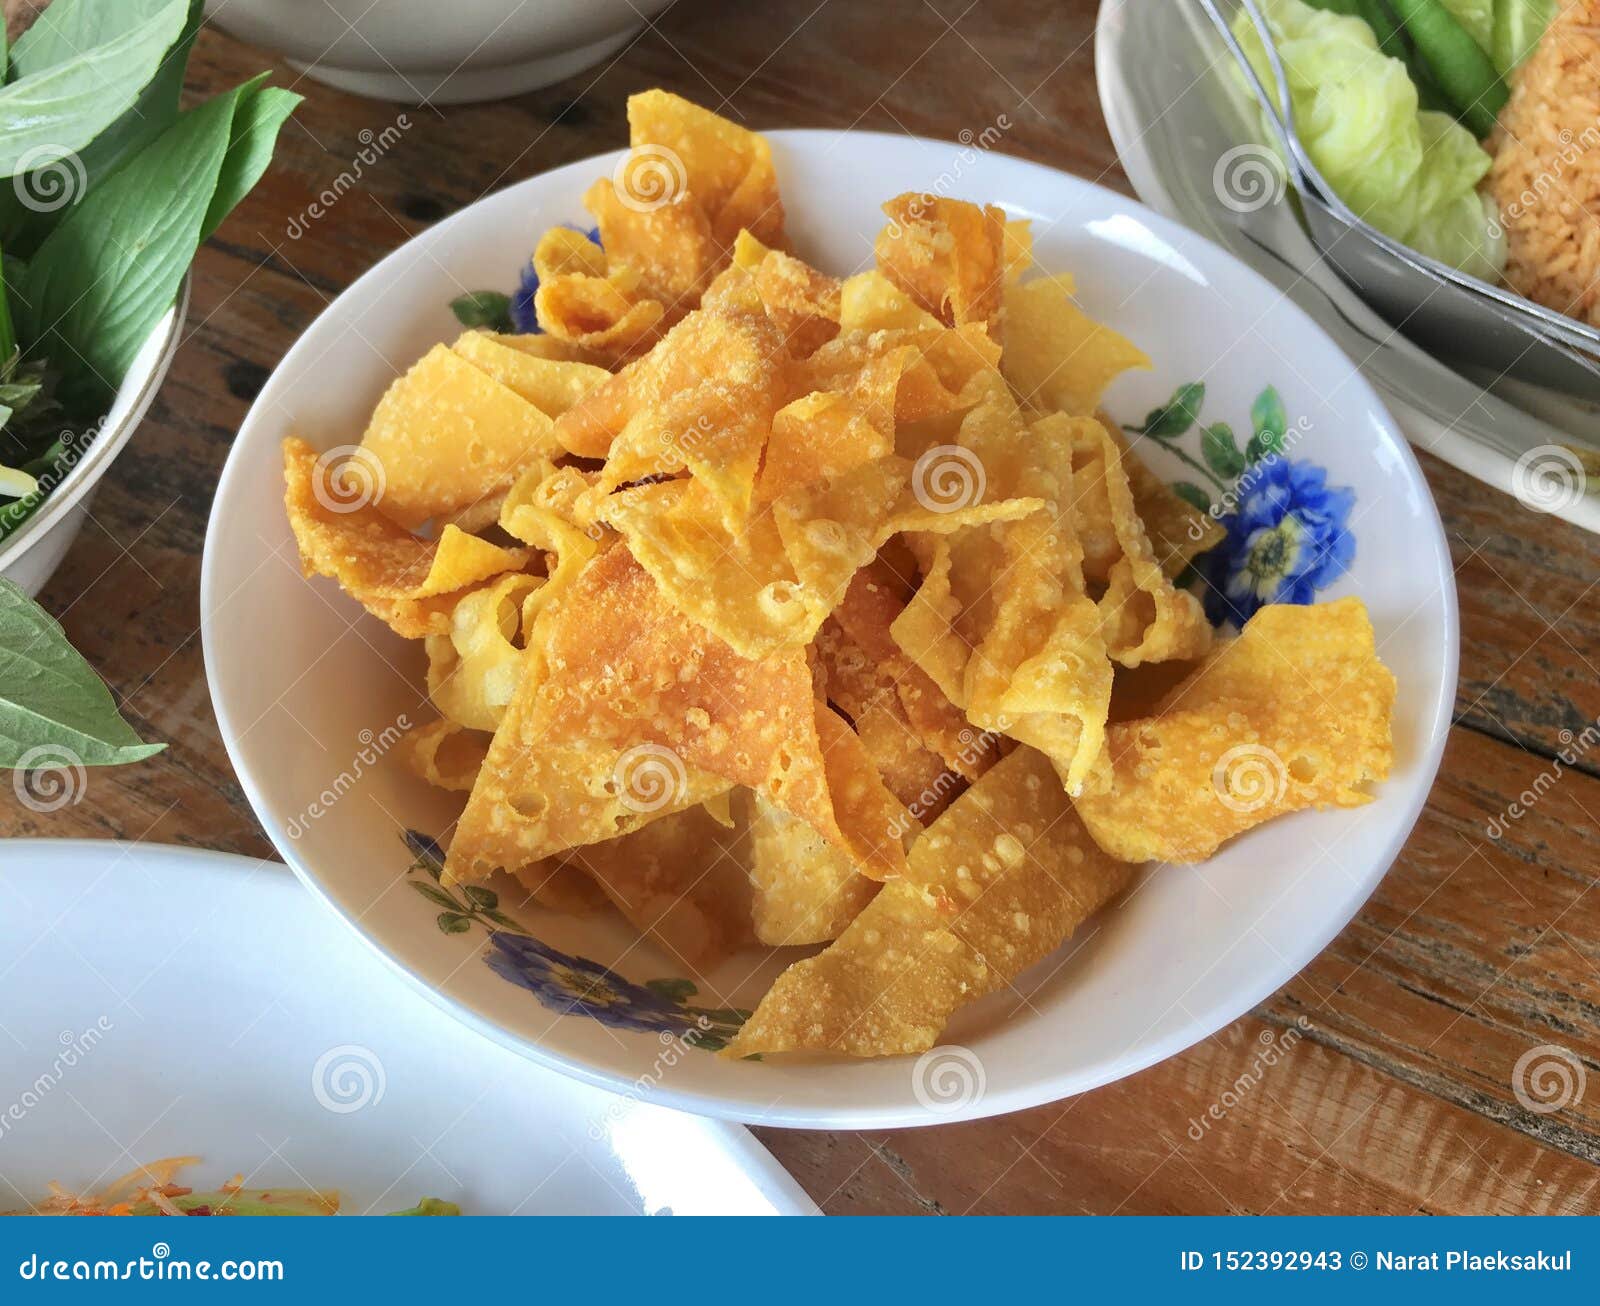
(4, 0, 1597, 1215)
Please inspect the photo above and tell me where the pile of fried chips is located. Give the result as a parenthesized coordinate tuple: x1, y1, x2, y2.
(285, 91, 1397, 1061)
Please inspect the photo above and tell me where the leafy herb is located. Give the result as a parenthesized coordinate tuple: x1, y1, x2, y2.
(18, 75, 300, 411)
(0, 578, 164, 768)
(0, 0, 192, 178)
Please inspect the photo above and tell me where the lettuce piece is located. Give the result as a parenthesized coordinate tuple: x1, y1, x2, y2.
(1234, 0, 1506, 279)
(1438, 0, 1494, 53)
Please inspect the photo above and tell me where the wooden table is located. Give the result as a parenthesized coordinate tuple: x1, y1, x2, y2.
(7, 0, 1598, 1215)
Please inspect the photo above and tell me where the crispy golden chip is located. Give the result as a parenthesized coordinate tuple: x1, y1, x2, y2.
(746, 793, 881, 946)
(876, 194, 1007, 338)
(1077, 418, 1212, 667)
(535, 226, 609, 281)
(727, 746, 1139, 1057)
(732, 230, 841, 358)
(534, 274, 666, 360)
(1002, 274, 1150, 418)
(1076, 597, 1396, 863)
(1002, 218, 1033, 281)
(832, 561, 999, 784)
(451, 331, 611, 416)
(586, 179, 721, 316)
(626, 89, 785, 251)
(398, 718, 492, 792)
(815, 614, 957, 814)
(356, 344, 560, 529)
(886, 383, 1114, 794)
(1100, 418, 1226, 577)
(497, 458, 608, 621)
(283, 438, 529, 638)
(584, 295, 791, 526)
(447, 547, 909, 883)
(426, 573, 543, 731)
(838, 270, 943, 334)
(509, 858, 613, 915)
(557, 802, 754, 972)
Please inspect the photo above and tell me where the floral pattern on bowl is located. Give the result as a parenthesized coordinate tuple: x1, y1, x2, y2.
(402, 832, 749, 1051)
(1122, 381, 1356, 627)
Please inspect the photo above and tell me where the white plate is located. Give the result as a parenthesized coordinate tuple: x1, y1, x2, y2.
(0, 841, 814, 1216)
(1095, 0, 1600, 534)
(201, 129, 1457, 1128)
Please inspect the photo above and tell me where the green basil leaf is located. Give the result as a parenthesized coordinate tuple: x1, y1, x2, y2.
(1134, 381, 1205, 438)
(19, 76, 294, 411)
(200, 84, 302, 244)
(1200, 421, 1246, 479)
(0, 0, 190, 178)
(450, 291, 513, 332)
(0, 578, 164, 767)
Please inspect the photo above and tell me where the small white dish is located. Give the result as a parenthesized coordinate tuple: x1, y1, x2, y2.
(202, 1, 672, 105)
(1095, 0, 1600, 534)
(0, 281, 187, 596)
(0, 841, 814, 1216)
(202, 130, 1457, 1129)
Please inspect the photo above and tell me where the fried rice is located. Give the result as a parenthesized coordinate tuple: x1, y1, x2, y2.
(1486, 0, 1600, 328)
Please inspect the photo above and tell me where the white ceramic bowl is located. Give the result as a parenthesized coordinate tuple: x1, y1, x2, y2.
(0, 282, 187, 597)
(202, 132, 1458, 1129)
(203, 0, 673, 105)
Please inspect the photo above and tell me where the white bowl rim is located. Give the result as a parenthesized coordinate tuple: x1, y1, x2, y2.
(201, 130, 1460, 1127)
(0, 277, 190, 575)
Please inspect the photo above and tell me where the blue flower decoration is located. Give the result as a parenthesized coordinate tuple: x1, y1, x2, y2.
(507, 224, 602, 336)
(1203, 455, 1355, 627)
(485, 933, 694, 1035)
(508, 263, 541, 334)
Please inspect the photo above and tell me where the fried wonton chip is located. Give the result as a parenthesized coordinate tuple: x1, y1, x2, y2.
(1075, 597, 1395, 863)
(1098, 417, 1225, 577)
(497, 458, 609, 621)
(399, 718, 491, 792)
(283, 438, 530, 636)
(626, 89, 785, 251)
(534, 273, 667, 361)
(556, 801, 754, 971)
(832, 561, 999, 784)
(887, 383, 1114, 793)
(727, 746, 1139, 1057)
(447, 547, 909, 884)
(876, 194, 1007, 339)
(746, 794, 880, 946)
(1001, 274, 1150, 417)
(426, 573, 544, 731)
(356, 345, 560, 529)
(838, 270, 943, 334)
(731, 230, 841, 358)
(509, 858, 612, 916)
(1077, 418, 1212, 667)
(451, 331, 611, 416)
(572, 292, 791, 525)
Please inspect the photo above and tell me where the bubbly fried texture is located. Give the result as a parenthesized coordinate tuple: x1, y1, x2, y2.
(727, 746, 1139, 1057)
(285, 91, 1397, 1065)
(446, 547, 908, 885)
(1075, 598, 1395, 863)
